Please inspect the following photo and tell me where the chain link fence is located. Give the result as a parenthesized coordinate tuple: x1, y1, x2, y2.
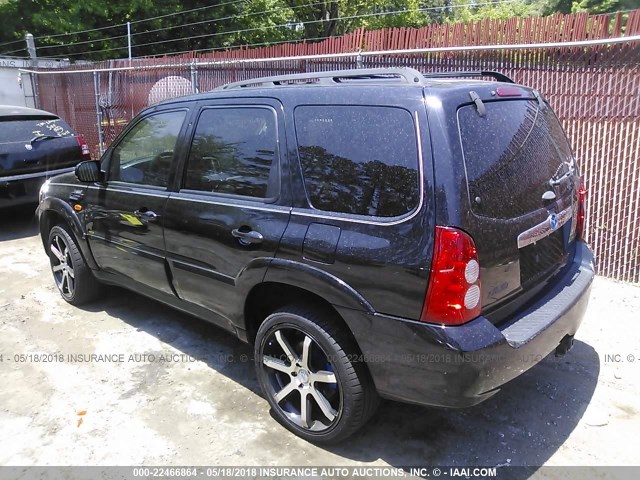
(22, 13, 640, 284)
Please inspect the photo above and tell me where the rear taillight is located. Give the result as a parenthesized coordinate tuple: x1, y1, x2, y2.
(576, 178, 587, 242)
(421, 226, 481, 326)
(76, 135, 91, 159)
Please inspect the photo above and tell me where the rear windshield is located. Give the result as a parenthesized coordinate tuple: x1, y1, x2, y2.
(458, 99, 575, 219)
(294, 105, 420, 218)
(0, 117, 74, 144)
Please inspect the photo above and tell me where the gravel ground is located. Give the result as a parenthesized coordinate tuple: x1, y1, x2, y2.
(0, 206, 639, 474)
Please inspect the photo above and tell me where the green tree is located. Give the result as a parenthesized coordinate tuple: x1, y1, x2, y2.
(448, 0, 536, 23)
(571, 0, 640, 14)
(280, 0, 446, 39)
(222, 0, 301, 47)
(0, 0, 246, 59)
(541, 0, 574, 15)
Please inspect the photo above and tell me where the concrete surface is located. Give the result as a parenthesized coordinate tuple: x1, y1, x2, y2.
(0, 206, 639, 470)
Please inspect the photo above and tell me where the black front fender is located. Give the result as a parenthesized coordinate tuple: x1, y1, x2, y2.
(37, 197, 99, 270)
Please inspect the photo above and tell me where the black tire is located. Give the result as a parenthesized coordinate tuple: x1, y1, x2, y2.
(47, 224, 100, 305)
(255, 305, 379, 443)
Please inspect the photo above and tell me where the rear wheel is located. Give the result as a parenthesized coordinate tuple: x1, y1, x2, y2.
(48, 225, 100, 305)
(255, 306, 379, 443)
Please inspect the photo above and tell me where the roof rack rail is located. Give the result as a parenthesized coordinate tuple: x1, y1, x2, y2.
(219, 67, 425, 90)
(423, 71, 514, 83)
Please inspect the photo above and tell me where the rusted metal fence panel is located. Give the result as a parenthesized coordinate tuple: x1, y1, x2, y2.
(26, 10, 640, 284)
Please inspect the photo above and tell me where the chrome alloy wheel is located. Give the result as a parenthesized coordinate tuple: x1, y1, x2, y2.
(260, 327, 341, 432)
(49, 233, 75, 298)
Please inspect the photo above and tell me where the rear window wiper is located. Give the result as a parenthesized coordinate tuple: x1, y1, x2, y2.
(549, 161, 576, 187)
(468, 91, 486, 117)
(30, 134, 61, 144)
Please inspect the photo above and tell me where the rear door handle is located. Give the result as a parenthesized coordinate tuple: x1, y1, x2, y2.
(231, 228, 264, 245)
(134, 209, 159, 221)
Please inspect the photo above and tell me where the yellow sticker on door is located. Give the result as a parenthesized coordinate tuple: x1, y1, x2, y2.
(119, 213, 144, 226)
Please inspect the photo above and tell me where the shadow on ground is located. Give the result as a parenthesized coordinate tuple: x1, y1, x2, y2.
(332, 339, 599, 474)
(0, 205, 39, 241)
(80, 286, 599, 476)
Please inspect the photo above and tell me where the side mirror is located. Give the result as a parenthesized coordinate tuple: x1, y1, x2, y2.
(75, 160, 103, 183)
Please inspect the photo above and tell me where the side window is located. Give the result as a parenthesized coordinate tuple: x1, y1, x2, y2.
(183, 107, 278, 199)
(109, 110, 186, 187)
(294, 105, 420, 218)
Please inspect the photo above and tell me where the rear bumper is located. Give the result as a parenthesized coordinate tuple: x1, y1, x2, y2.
(0, 166, 74, 208)
(339, 241, 595, 408)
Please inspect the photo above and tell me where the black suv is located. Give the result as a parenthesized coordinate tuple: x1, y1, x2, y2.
(1, 105, 91, 209)
(37, 68, 594, 443)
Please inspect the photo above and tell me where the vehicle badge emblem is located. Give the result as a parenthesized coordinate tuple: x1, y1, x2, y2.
(24, 144, 33, 150)
(549, 213, 558, 230)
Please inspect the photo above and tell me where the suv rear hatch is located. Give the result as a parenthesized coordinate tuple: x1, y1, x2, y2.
(0, 115, 86, 178)
(455, 90, 581, 322)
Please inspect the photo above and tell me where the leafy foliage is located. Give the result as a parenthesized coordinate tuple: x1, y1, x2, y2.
(448, 0, 537, 22)
(572, 0, 640, 14)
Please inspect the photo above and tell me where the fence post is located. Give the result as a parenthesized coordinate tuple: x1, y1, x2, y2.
(127, 22, 132, 68)
(25, 33, 41, 109)
(93, 71, 104, 156)
(190, 62, 198, 93)
(20, 71, 39, 110)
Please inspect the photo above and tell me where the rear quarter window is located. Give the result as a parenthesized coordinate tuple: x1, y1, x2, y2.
(294, 105, 420, 218)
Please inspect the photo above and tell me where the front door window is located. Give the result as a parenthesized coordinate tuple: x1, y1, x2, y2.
(109, 110, 186, 187)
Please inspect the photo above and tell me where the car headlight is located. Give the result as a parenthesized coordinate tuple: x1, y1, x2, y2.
(39, 179, 51, 202)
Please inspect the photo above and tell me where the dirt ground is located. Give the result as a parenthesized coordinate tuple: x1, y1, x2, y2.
(0, 206, 639, 473)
